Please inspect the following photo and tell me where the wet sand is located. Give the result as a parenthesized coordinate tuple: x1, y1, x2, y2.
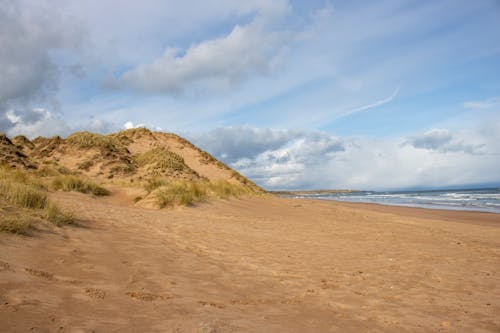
(1, 192, 499, 332)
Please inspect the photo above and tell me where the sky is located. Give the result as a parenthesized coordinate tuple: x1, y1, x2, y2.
(1, 0, 500, 190)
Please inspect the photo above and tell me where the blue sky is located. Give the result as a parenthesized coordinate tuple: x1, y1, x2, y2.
(1, 0, 500, 190)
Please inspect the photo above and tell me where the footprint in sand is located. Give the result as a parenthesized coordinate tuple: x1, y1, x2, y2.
(0, 260, 12, 271)
(24, 268, 53, 279)
(198, 301, 225, 309)
(84, 288, 106, 299)
(320, 279, 338, 289)
(126, 291, 170, 302)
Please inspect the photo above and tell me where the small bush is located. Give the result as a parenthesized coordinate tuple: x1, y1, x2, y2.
(52, 175, 109, 196)
(0, 215, 31, 234)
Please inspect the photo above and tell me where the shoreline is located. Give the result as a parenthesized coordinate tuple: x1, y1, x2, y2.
(283, 196, 500, 227)
(277, 195, 500, 215)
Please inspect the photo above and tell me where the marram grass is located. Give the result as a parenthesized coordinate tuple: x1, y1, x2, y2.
(52, 175, 110, 196)
(149, 178, 254, 208)
(0, 215, 31, 235)
(0, 166, 74, 233)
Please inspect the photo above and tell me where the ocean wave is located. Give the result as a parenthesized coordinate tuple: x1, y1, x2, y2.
(305, 188, 500, 213)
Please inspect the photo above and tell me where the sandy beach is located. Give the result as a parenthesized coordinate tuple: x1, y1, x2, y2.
(1, 190, 499, 332)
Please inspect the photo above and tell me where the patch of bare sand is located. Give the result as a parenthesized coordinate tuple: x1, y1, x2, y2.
(0, 192, 499, 332)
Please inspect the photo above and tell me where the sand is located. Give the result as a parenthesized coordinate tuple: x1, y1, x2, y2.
(1, 190, 499, 332)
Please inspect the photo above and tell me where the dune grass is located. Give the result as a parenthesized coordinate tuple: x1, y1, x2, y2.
(146, 178, 254, 208)
(45, 201, 74, 225)
(52, 175, 110, 196)
(0, 166, 74, 233)
(0, 215, 31, 234)
(66, 131, 126, 153)
(135, 147, 187, 172)
(0, 168, 48, 209)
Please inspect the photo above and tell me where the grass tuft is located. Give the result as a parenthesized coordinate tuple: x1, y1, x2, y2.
(135, 148, 187, 172)
(52, 175, 110, 196)
(0, 215, 31, 234)
(0, 166, 74, 232)
(66, 131, 126, 153)
(155, 181, 207, 208)
(45, 201, 74, 225)
(149, 178, 254, 208)
(0, 169, 48, 209)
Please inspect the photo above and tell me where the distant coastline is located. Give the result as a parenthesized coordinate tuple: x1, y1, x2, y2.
(270, 189, 358, 196)
(275, 187, 500, 214)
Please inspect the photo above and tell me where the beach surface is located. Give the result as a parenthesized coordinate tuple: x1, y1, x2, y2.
(1, 190, 499, 332)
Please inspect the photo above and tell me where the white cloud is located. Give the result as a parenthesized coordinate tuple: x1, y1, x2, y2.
(405, 128, 484, 154)
(111, 1, 291, 95)
(193, 125, 500, 190)
(5, 108, 71, 138)
(0, 0, 82, 133)
(123, 121, 162, 131)
(463, 97, 500, 109)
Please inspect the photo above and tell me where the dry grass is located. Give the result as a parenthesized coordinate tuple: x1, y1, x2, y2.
(150, 178, 254, 208)
(0, 168, 48, 209)
(0, 166, 74, 232)
(45, 201, 74, 225)
(135, 148, 187, 172)
(155, 181, 208, 208)
(0, 215, 31, 234)
(66, 131, 126, 153)
(35, 161, 73, 177)
(52, 175, 110, 196)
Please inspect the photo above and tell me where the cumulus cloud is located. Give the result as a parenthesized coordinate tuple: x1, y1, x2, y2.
(193, 127, 298, 162)
(191, 127, 345, 189)
(5, 108, 71, 138)
(110, 1, 291, 95)
(192, 125, 500, 190)
(405, 128, 483, 154)
(123, 121, 162, 131)
(0, 0, 81, 134)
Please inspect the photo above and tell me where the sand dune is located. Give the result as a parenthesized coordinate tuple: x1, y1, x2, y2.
(1, 189, 499, 332)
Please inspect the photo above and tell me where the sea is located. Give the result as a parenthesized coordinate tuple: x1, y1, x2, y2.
(290, 188, 500, 213)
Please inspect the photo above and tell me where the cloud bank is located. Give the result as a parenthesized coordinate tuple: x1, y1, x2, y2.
(0, 0, 81, 134)
(192, 125, 500, 191)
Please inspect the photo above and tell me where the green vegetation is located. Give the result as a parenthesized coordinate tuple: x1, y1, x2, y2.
(52, 175, 110, 196)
